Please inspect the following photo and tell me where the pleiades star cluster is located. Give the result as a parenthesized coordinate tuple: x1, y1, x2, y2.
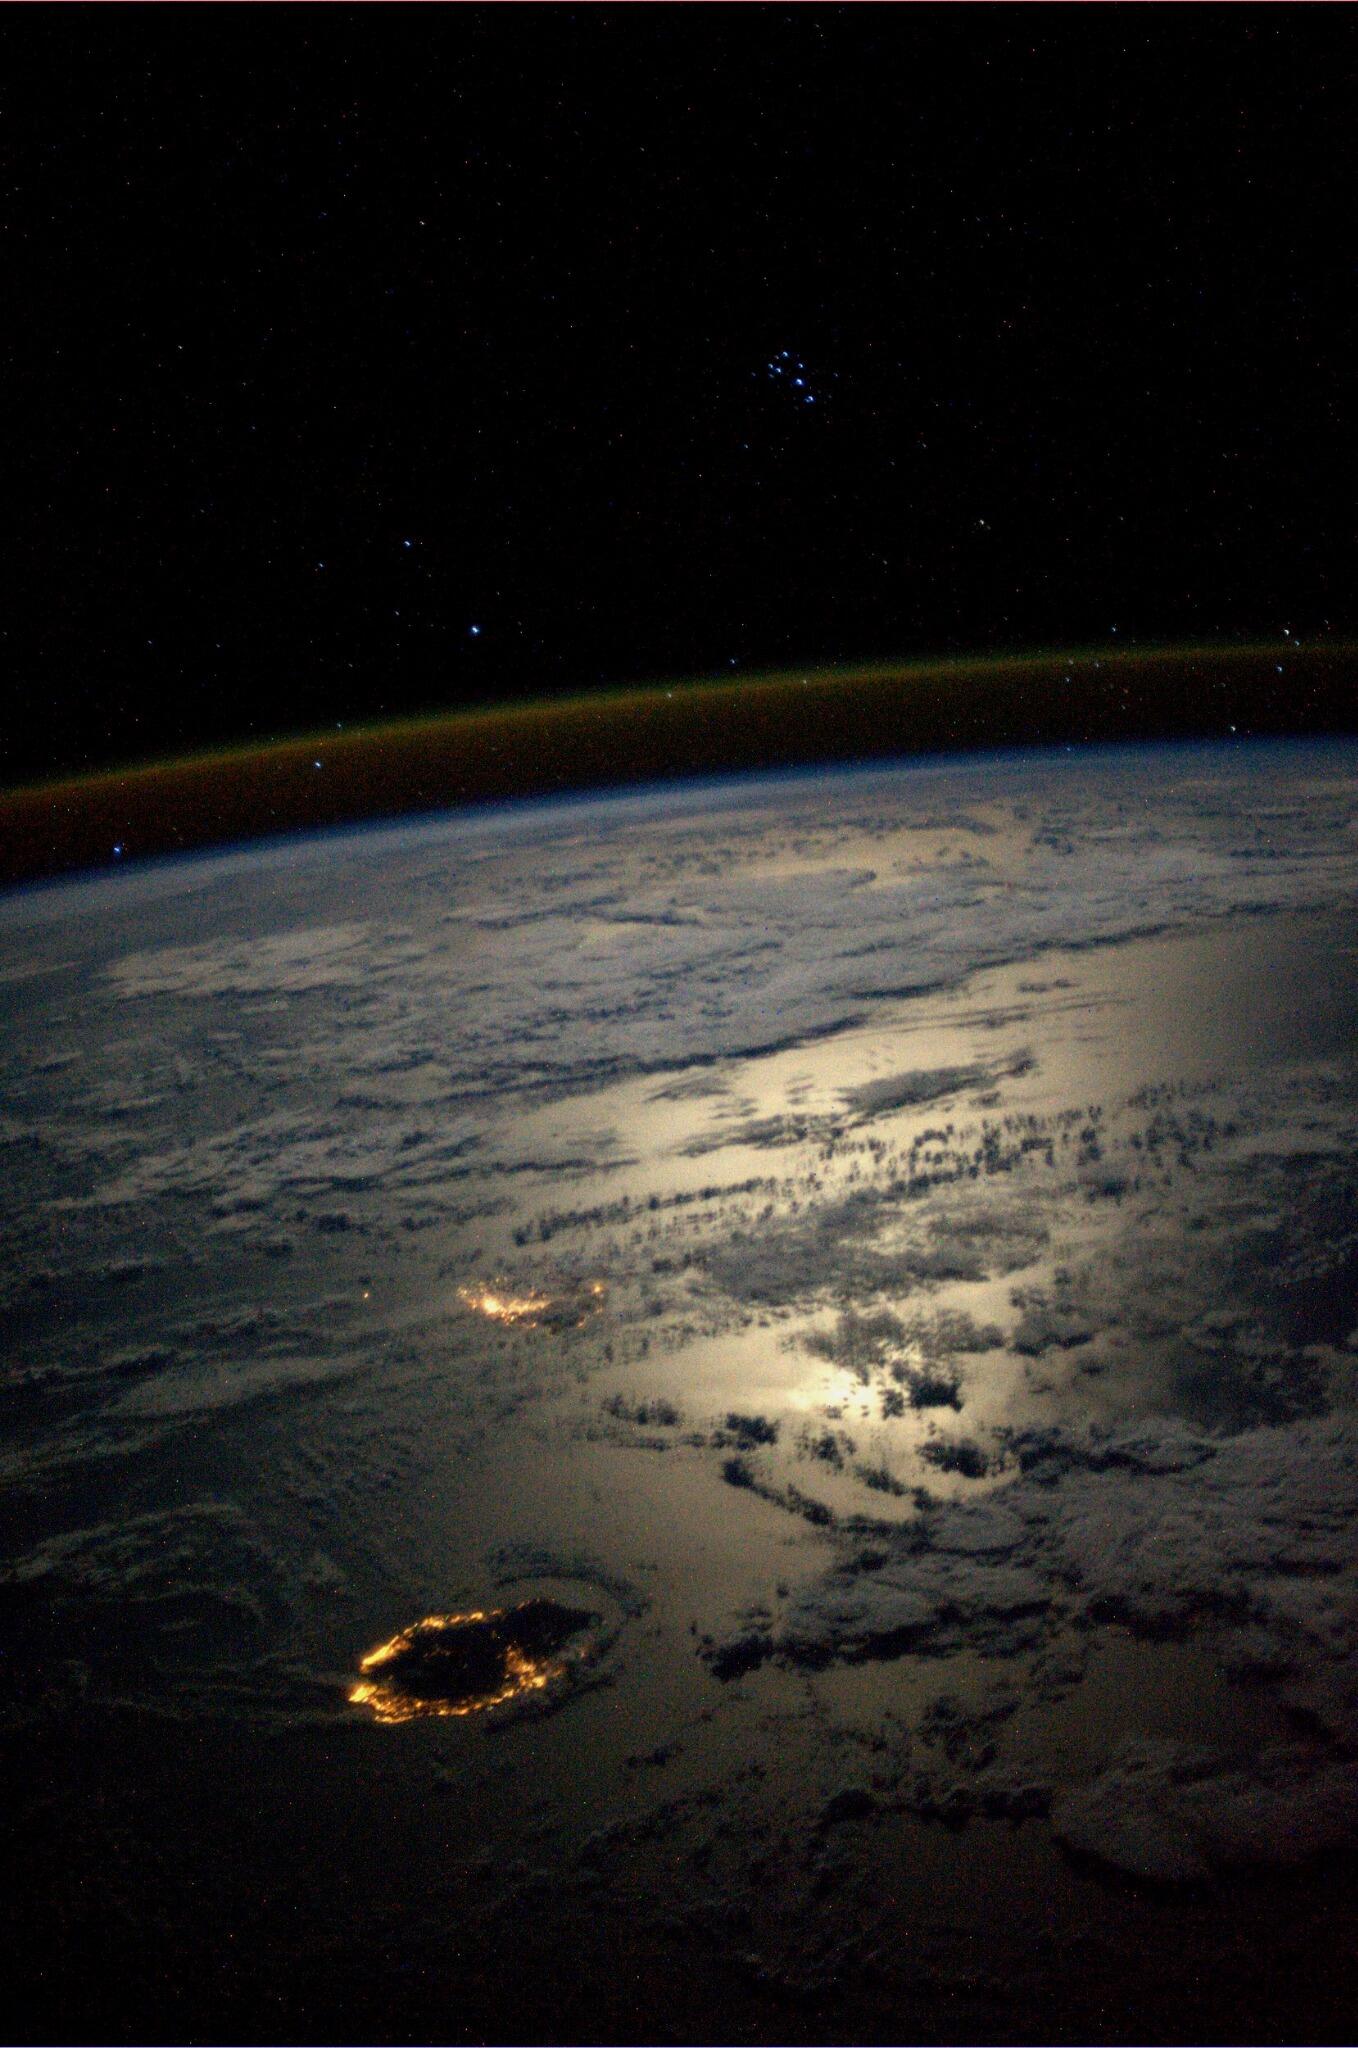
(3, 5, 1353, 796)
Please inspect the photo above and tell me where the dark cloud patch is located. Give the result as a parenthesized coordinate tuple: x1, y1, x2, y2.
(841, 1065, 991, 1118)
(1052, 1740, 1358, 1885)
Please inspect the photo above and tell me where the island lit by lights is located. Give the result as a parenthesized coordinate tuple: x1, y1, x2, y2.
(348, 1598, 598, 1723)
(457, 1278, 607, 1328)
(456, 1284, 554, 1326)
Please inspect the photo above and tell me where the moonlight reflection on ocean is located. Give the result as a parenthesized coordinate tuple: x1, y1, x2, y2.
(5, 738, 1358, 2043)
(6, 0, 1354, 2032)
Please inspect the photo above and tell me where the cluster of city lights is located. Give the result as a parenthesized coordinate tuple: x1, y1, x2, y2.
(456, 1278, 607, 1328)
(456, 1284, 553, 1325)
(348, 1609, 561, 1724)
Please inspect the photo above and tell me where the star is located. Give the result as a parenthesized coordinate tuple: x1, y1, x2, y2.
(765, 351, 823, 407)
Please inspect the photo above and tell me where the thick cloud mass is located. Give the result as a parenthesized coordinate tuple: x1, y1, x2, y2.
(4, 738, 1358, 2037)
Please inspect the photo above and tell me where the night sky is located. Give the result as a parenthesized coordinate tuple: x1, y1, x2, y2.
(4, 3, 1354, 793)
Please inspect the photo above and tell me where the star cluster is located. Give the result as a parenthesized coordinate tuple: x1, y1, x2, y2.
(2, 6, 1352, 784)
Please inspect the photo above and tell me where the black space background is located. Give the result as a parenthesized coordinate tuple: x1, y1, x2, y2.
(4, 4, 1354, 789)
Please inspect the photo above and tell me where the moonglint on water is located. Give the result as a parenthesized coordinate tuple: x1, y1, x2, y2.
(6, 738, 1358, 2042)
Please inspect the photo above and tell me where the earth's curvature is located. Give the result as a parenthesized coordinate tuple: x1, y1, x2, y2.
(5, 736, 1358, 2043)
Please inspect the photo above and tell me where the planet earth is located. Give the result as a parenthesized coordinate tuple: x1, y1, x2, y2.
(5, 734, 1358, 2043)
